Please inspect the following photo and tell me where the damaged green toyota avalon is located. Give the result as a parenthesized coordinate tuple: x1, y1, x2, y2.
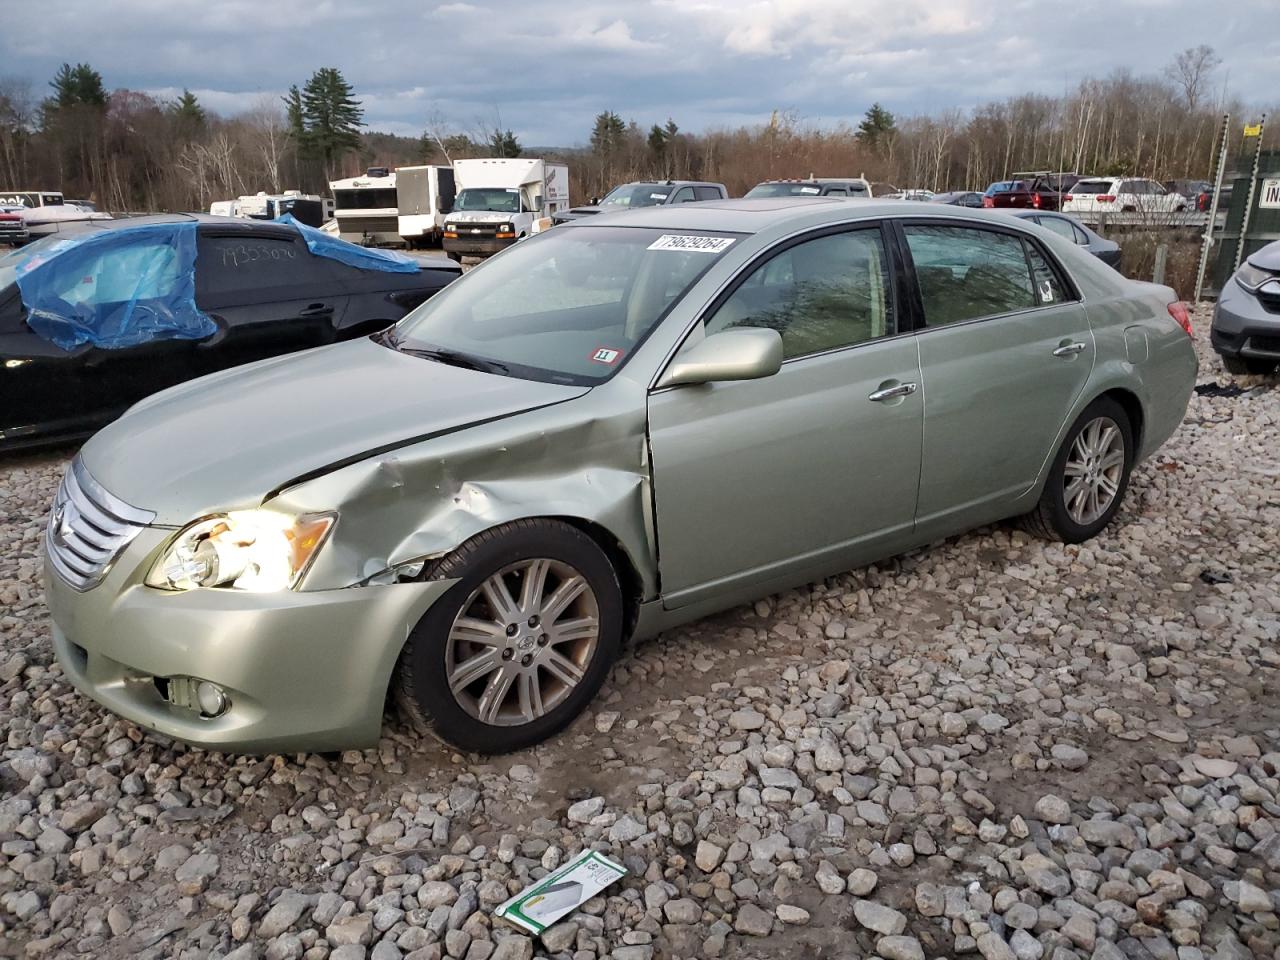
(44, 199, 1197, 754)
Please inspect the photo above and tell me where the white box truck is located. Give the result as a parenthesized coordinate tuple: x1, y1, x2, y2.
(443, 158, 570, 260)
(396, 165, 456, 248)
(330, 167, 400, 245)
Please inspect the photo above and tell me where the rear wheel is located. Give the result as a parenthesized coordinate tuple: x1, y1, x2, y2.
(1222, 354, 1277, 376)
(1022, 397, 1133, 543)
(395, 519, 622, 753)
(446, 251, 462, 263)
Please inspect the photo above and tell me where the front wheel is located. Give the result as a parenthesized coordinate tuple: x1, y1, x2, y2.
(394, 519, 622, 753)
(1021, 397, 1133, 543)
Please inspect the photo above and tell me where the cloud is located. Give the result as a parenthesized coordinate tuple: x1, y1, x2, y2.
(0, 0, 1273, 148)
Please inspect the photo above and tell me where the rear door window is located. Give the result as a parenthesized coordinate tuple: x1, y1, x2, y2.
(904, 225, 1035, 325)
(1037, 216, 1077, 242)
(693, 186, 722, 201)
(196, 234, 333, 306)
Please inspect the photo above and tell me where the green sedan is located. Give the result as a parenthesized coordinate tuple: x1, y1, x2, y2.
(43, 199, 1197, 754)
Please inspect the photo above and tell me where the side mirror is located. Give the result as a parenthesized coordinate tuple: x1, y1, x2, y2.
(657, 328, 783, 389)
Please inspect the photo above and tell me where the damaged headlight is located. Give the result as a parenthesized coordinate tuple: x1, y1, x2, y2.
(146, 511, 336, 592)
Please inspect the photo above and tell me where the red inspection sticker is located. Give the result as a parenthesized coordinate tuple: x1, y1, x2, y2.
(590, 347, 622, 365)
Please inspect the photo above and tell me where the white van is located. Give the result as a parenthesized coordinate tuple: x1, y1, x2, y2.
(443, 158, 570, 260)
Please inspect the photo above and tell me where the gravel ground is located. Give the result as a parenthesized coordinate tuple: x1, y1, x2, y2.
(1, 307, 1278, 960)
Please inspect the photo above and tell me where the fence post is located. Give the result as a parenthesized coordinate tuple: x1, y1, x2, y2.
(1153, 244, 1168, 286)
(1234, 114, 1268, 272)
(1193, 112, 1231, 303)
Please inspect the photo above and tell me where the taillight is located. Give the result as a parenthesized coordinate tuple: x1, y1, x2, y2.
(982, 197, 994, 207)
(1064, 194, 1074, 202)
(1096, 195, 1116, 203)
(1032, 194, 1042, 209)
(1167, 301, 1192, 336)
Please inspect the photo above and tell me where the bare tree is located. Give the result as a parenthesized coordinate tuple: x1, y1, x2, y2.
(1166, 45, 1221, 110)
(243, 95, 288, 191)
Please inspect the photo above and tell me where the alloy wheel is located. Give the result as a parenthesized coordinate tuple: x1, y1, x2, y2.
(444, 558, 600, 726)
(1063, 416, 1125, 526)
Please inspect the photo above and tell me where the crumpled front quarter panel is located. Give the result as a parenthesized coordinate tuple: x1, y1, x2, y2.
(273, 386, 658, 596)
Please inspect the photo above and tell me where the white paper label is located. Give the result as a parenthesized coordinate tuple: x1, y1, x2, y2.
(647, 234, 736, 253)
(799, 186, 821, 194)
(649, 193, 669, 200)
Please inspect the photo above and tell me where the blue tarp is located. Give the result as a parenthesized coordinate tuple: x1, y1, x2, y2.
(15, 221, 216, 351)
(277, 213, 419, 273)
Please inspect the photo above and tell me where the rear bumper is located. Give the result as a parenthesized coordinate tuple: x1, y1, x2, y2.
(45, 531, 455, 753)
(443, 236, 514, 258)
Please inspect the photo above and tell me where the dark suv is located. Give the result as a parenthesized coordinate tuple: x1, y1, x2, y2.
(552, 181, 728, 225)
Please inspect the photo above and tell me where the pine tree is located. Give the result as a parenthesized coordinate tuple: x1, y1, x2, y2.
(171, 88, 205, 138)
(48, 63, 106, 110)
(299, 68, 363, 175)
(589, 111, 626, 156)
(488, 128, 520, 158)
(282, 84, 305, 143)
(857, 103, 896, 145)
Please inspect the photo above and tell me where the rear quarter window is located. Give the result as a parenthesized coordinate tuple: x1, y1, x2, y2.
(196, 234, 332, 304)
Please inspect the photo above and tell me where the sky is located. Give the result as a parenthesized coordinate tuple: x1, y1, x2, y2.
(3, 0, 1277, 149)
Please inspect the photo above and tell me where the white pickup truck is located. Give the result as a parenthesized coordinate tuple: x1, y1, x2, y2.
(443, 158, 570, 260)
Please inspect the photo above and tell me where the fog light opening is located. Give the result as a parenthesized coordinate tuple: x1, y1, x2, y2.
(196, 681, 229, 718)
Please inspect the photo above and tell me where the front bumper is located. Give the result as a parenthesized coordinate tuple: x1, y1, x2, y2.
(443, 236, 514, 258)
(45, 530, 454, 753)
(1211, 281, 1280, 360)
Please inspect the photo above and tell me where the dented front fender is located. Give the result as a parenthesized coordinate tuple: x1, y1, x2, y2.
(273, 384, 658, 598)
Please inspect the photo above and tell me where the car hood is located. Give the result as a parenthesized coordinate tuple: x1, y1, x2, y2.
(79, 337, 590, 523)
(1246, 240, 1280, 271)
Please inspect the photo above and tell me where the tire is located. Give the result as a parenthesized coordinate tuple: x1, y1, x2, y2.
(1222, 354, 1277, 376)
(446, 251, 462, 263)
(394, 519, 622, 753)
(1021, 397, 1134, 544)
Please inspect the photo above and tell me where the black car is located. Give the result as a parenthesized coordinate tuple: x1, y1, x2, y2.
(1006, 210, 1122, 269)
(930, 191, 985, 208)
(0, 214, 460, 452)
(552, 180, 728, 225)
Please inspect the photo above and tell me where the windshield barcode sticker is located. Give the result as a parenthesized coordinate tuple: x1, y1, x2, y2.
(647, 235, 735, 253)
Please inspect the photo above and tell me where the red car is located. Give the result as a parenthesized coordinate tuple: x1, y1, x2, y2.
(983, 174, 1080, 211)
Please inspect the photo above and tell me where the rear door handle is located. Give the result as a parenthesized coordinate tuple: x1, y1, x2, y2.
(300, 303, 334, 318)
(1052, 341, 1087, 358)
(868, 382, 918, 402)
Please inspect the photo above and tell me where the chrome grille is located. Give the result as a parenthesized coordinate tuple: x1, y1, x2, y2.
(46, 458, 154, 591)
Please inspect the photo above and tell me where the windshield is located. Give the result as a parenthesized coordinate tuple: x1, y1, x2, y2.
(0, 192, 39, 208)
(745, 182, 826, 198)
(986, 181, 1027, 195)
(391, 225, 740, 384)
(599, 183, 671, 207)
(334, 188, 397, 210)
(0, 234, 71, 290)
(453, 188, 521, 213)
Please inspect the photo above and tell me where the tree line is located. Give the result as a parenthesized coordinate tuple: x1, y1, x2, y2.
(0, 46, 1272, 213)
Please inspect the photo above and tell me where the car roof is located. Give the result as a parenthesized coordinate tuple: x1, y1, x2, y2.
(756, 178, 868, 185)
(563, 197, 1057, 234)
(57, 213, 302, 238)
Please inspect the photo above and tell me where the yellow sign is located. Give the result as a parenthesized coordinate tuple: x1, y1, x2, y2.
(1244, 123, 1263, 137)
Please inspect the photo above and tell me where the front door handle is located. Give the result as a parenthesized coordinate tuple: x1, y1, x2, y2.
(300, 303, 334, 318)
(1052, 341, 1087, 358)
(868, 382, 918, 402)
